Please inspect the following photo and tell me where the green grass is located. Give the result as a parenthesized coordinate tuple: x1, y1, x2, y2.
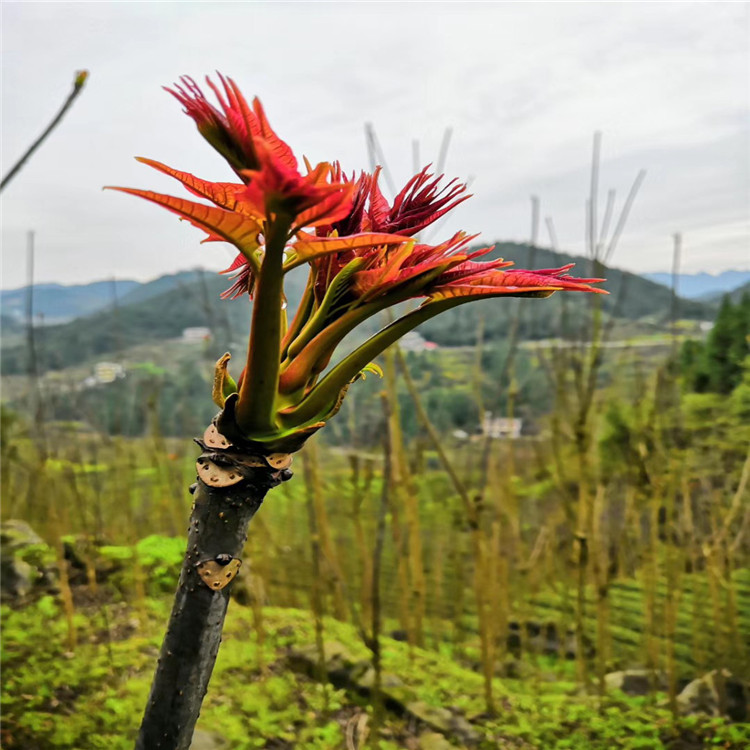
(2, 593, 748, 749)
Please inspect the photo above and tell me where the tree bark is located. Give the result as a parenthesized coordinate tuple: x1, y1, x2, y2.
(135, 429, 290, 750)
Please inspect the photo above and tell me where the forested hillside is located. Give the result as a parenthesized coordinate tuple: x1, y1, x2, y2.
(0, 244, 715, 375)
(0, 279, 140, 324)
(418, 243, 713, 346)
(1, 273, 249, 375)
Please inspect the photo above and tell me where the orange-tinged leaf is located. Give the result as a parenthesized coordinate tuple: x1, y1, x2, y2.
(428, 284, 558, 301)
(428, 268, 608, 301)
(292, 182, 356, 232)
(288, 230, 410, 265)
(248, 93, 297, 171)
(135, 158, 251, 213)
(514, 264, 606, 284)
(106, 187, 262, 260)
(349, 241, 416, 300)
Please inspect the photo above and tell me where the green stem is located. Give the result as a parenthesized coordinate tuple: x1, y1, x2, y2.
(278, 271, 452, 396)
(278, 300, 393, 395)
(280, 299, 460, 427)
(284, 258, 366, 362)
(280, 267, 316, 361)
(236, 216, 292, 434)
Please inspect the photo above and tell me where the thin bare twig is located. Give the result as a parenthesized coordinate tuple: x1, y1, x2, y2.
(364, 122, 396, 196)
(589, 132, 602, 258)
(603, 169, 647, 265)
(530, 195, 540, 247)
(597, 189, 616, 254)
(435, 127, 453, 175)
(1, 71, 89, 192)
(545, 217, 560, 251)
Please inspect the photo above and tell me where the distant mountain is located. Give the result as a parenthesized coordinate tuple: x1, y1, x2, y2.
(643, 270, 750, 300)
(700, 281, 750, 305)
(0, 272, 252, 375)
(0, 279, 141, 325)
(418, 243, 716, 346)
(0, 267, 310, 376)
(0, 245, 718, 375)
(0, 271, 220, 326)
(0, 314, 24, 336)
(728, 281, 750, 303)
(117, 269, 217, 306)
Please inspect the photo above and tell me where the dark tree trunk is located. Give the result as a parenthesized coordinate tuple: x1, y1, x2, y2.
(135, 429, 289, 750)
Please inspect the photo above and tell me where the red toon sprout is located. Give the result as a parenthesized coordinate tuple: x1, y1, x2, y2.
(108, 74, 605, 451)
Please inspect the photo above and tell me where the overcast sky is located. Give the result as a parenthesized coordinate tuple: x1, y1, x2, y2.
(1, 1, 748, 291)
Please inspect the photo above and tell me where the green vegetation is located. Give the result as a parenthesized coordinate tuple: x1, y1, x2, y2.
(0, 279, 140, 324)
(3, 594, 748, 749)
(2, 260, 748, 749)
(0, 272, 245, 376)
(417, 243, 714, 347)
(680, 293, 750, 395)
(0, 246, 717, 378)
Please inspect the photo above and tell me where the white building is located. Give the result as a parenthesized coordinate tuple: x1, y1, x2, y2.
(182, 327, 212, 342)
(481, 412, 522, 439)
(398, 331, 438, 352)
(94, 361, 125, 384)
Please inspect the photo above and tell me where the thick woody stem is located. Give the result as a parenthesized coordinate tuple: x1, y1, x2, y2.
(135, 437, 289, 750)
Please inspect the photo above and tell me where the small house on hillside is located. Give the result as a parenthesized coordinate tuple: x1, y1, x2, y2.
(398, 331, 438, 352)
(94, 362, 125, 384)
(82, 361, 126, 388)
(182, 327, 211, 342)
(482, 412, 522, 439)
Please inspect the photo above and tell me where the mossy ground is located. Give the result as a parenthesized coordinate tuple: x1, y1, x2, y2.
(2, 590, 748, 750)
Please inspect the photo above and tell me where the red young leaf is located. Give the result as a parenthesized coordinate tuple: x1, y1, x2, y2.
(106, 187, 262, 255)
(428, 266, 608, 301)
(135, 158, 249, 213)
(290, 230, 410, 263)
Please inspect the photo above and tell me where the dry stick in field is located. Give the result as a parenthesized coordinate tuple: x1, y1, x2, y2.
(348, 453, 376, 626)
(714, 447, 750, 669)
(537, 135, 645, 689)
(304, 440, 348, 620)
(663, 232, 686, 716)
(368, 395, 393, 746)
(302, 446, 332, 714)
(383, 344, 426, 648)
(394, 346, 496, 713)
(22, 230, 80, 652)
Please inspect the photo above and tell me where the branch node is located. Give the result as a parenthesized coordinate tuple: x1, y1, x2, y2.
(196, 557, 242, 590)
